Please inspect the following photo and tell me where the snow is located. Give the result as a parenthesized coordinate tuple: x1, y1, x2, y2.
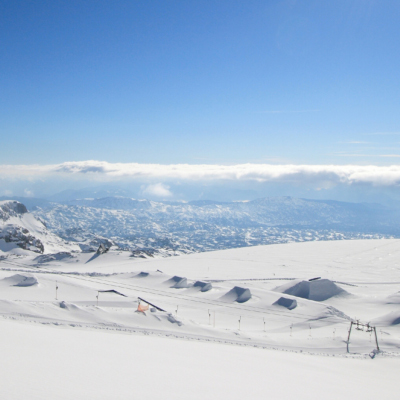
(274, 278, 347, 301)
(274, 296, 298, 310)
(0, 319, 398, 400)
(219, 286, 252, 303)
(0, 200, 79, 255)
(31, 196, 397, 253)
(372, 311, 400, 326)
(0, 238, 399, 398)
(1, 273, 38, 287)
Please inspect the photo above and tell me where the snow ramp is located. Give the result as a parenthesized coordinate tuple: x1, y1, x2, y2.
(193, 281, 212, 292)
(219, 286, 251, 303)
(164, 276, 189, 289)
(273, 297, 297, 310)
(274, 279, 346, 301)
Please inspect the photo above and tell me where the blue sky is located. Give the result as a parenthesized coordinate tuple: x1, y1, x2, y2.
(1, 1, 400, 201)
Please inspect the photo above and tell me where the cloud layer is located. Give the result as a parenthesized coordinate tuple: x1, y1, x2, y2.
(1, 160, 400, 187)
(141, 183, 173, 198)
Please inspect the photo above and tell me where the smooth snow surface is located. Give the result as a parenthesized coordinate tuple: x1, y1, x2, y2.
(0, 319, 398, 400)
(1, 239, 400, 398)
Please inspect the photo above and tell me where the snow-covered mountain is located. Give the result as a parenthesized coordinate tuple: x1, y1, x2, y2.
(2, 196, 396, 257)
(0, 200, 79, 255)
(30, 196, 398, 254)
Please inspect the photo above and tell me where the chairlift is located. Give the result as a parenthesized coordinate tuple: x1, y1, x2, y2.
(355, 320, 363, 331)
(347, 321, 380, 353)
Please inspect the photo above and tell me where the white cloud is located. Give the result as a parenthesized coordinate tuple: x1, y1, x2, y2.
(1, 160, 400, 187)
(141, 183, 172, 198)
(24, 189, 34, 197)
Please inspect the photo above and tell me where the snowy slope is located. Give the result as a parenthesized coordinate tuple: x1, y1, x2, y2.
(1, 318, 398, 400)
(1, 238, 400, 398)
(0, 239, 399, 398)
(0, 200, 79, 255)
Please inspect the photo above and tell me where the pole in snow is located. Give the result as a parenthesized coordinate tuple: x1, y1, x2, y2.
(55, 281, 58, 300)
(176, 305, 179, 316)
(238, 316, 241, 331)
(96, 291, 99, 306)
(263, 318, 266, 332)
(374, 327, 380, 351)
(290, 324, 293, 337)
(347, 321, 353, 353)
(208, 309, 211, 325)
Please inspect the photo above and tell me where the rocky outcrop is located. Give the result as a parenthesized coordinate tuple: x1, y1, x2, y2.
(2, 226, 45, 253)
(0, 200, 28, 221)
(0, 201, 44, 253)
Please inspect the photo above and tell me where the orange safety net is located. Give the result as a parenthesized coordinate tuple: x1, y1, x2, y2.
(137, 302, 149, 313)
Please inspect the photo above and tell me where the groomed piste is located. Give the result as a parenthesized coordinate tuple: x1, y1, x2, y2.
(1, 238, 400, 400)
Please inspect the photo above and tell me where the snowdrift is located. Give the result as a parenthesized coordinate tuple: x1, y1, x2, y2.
(2, 274, 38, 287)
(34, 252, 74, 264)
(59, 301, 81, 310)
(372, 311, 400, 326)
(386, 292, 400, 304)
(220, 286, 252, 303)
(273, 279, 347, 301)
(135, 272, 150, 278)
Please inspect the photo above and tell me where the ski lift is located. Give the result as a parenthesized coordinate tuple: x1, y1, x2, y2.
(347, 321, 380, 353)
(355, 320, 363, 331)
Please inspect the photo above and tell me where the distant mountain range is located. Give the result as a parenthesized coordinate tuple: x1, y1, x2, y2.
(1, 196, 399, 257)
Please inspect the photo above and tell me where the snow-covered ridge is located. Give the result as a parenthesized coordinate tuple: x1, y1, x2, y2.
(0, 200, 193, 258)
(1, 196, 398, 257)
(30, 196, 398, 253)
(0, 200, 28, 219)
(0, 200, 79, 255)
